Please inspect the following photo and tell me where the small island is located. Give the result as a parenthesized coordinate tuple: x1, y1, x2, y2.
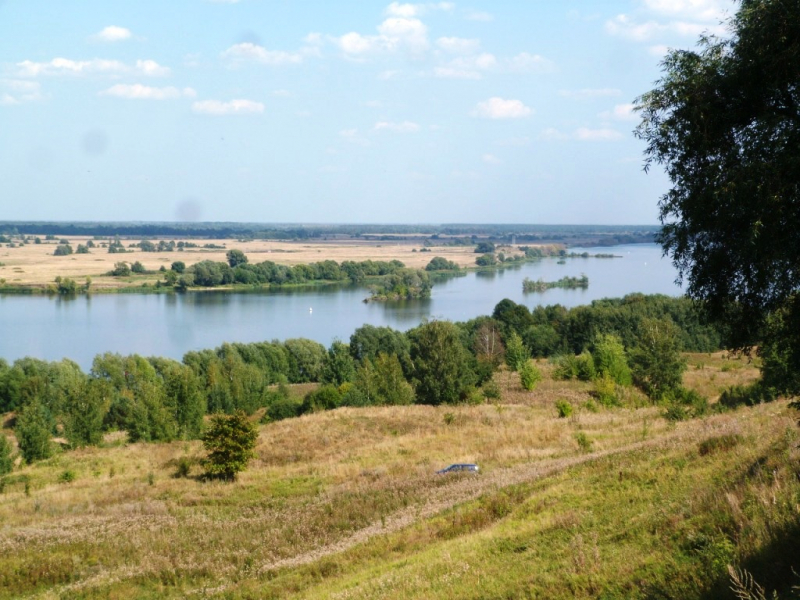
(522, 274, 589, 293)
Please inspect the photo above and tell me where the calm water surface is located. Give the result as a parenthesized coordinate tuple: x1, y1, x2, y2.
(0, 244, 680, 369)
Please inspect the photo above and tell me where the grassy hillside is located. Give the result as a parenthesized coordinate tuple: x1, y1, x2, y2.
(0, 355, 798, 599)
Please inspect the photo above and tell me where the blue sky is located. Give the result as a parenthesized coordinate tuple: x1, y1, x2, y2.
(0, 0, 736, 224)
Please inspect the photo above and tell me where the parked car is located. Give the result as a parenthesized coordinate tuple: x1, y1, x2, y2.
(436, 463, 479, 474)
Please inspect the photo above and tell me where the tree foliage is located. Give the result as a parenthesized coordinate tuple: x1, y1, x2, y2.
(0, 434, 13, 475)
(202, 411, 258, 481)
(16, 399, 53, 464)
(635, 0, 800, 391)
(409, 320, 476, 405)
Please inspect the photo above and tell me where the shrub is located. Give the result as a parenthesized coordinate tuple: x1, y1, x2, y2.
(718, 383, 774, 409)
(663, 403, 689, 421)
(202, 411, 258, 481)
(264, 397, 302, 422)
(16, 400, 53, 464)
(552, 355, 578, 380)
(575, 432, 593, 452)
(555, 400, 573, 418)
(131, 261, 146, 274)
(301, 385, 342, 413)
(481, 379, 501, 400)
(174, 457, 192, 478)
(505, 332, 529, 372)
(592, 334, 632, 386)
(519, 360, 542, 391)
(0, 435, 13, 476)
(58, 470, 76, 484)
(593, 374, 620, 407)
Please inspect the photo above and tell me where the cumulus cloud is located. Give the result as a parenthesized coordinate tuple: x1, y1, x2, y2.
(598, 103, 638, 121)
(374, 120, 420, 132)
(507, 52, 554, 73)
(15, 57, 170, 78)
(385, 2, 455, 17)
(91, 26, 133, 42)
(434, 52, 552, 79)
(605, 0, 730, 43)
(335, 16, 429, 58)
(222, 43, 305, 66)
(472, 97, 532, 119)
(641, 0, 733, 22)
(191, 99, 264, 115)
(100, 84, 196, 100)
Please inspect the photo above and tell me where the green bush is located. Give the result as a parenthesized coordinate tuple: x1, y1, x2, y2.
(481, 379, 501, 400)
(718, 383, 774, 409)
(593, 374, 620, 407)
(0, 435, 13, 476)
(301, 385, 342, 413)
(555, 400, 573, 418)
(264, 397, 302, 422)
(202, 411, 258, 481)
(505, 332, 529, 372)
(575, 432, 593, 452)
(58, 470, 76, 484)
(519, 360, 542, 391)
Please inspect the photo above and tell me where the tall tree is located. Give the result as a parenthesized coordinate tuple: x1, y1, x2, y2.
(635, 0, 800, 393)
(409, 320, 476, 405)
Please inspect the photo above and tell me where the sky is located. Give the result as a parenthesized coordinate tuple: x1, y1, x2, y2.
(0, 0, 737, 224)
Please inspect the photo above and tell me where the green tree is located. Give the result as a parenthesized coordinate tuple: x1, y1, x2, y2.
(16, 400, 53, 463)
(226, 249, 248, 268)
(519, 360, 542, 391)
(373, 352, 415, 405)
(111, 262, 131, 276)
(504, 331, 529, 372)
(409, 320, 476, 405)
(171, 261, 186, 273)
(63, 378, 109, 448)
(202, 411, 258, 481)
(321, 341, 356, 386)
(0, 434, 13, 475)
(131, 261, 146, 274)
(635, 0, 800, 393)
(629, 318, 688, 400)
(592, 333, 632, 386)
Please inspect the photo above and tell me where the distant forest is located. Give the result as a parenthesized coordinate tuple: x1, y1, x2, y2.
(0, 222, 658, 246)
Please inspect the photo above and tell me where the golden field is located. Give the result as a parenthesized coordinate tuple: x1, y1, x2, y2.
(0, 236, 519, 290)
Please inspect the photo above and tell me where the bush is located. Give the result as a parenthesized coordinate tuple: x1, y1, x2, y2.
(301, 385, 342, 413)
(575, 432, 593, 452)
(264, 397, 302, 422)
(718, 383, 774, 409)
(481, 379, 501, 400)
(592, 334, 632, 386)
(505, 332, 529, 372)
(593, 374, 621, 407)
(519, 360, 542, 391)
(131, 261, 146, 274)
(0, 435, 13, 476)
(202, 411, 258, 481)
(58, 470, 76, 483)
(555, 400, 573, 418)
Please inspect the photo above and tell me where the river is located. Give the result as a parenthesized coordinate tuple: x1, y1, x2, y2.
(0, 244, 680, 369)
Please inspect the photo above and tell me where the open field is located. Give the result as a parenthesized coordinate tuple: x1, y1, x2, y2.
(1, 356, 797, 599)
(0, 236, 532, 290)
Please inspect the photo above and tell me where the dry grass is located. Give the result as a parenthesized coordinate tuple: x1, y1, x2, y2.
(0, 236, 527, 289)
(0, 355, 794, 598)
(682, 351, 761, 401)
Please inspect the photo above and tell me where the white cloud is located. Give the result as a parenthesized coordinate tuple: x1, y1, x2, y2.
(135, 59, 171, 77)
(191, 99, 264, 115)
(222, 43, 304, 65)
(15, 57, 170, 78)
(605, 13, 725, 41)
(598, 103, 638, 121)
(559, 88, 623, 99)
(436, 37, 481, 54)
(482, 153, 502, 164)
(91, 26, 133, 43)
(641, 0, 733, 22)
(434, 52, 552, 79)
(100, 84, 196, 100)
(472, 97, 532, 119)
(542, 127, 624, 141)
(385, 2, 455, 17)
(374, 120, 420, 132)
(335, 16, 429, 58)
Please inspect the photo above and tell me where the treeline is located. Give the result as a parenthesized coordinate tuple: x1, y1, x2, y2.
(176, 254, 409, 288)
(0, 221, 660, 244)
(0, 294, 728, 468)
(523, 275, 589, 292)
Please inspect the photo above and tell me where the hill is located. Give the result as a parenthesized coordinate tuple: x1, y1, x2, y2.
(0, 357, 798, 599)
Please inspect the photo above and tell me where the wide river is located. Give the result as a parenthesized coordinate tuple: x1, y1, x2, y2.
(0, 244, 681, 369)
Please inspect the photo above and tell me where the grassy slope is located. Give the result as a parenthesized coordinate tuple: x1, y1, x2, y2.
(0, 355, 798, 599)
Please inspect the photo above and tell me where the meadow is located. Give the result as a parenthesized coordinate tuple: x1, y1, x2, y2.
(0, 236, 489, 290)
(2, 354, 798, 599)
